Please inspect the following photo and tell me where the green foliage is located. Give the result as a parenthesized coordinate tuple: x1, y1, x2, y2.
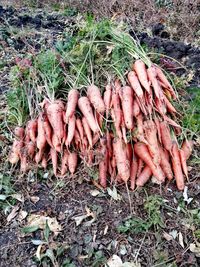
(154, 0, 173, 8)
(118, 195, 164, 234)
(182, 87, 200, 134)
(0, 173, 16, 211)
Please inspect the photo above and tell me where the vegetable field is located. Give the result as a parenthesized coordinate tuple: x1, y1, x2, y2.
(0, 2, 200, 267)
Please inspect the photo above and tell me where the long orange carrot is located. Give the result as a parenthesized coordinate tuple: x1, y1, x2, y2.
(104, 84, 112, 118)
(68, 152, 78, 174)
(87, 85, 105, 114)
(181, 140, 193, 160)
(179, 149, 188, 179)
(159, 147, 173, 180)
(127, 71, 144, 98)
(147, 66, 164, 100)
(66, 114, 76, 146)
(76, 118, 84, 141)
(136, 165, 152, 187)
(82, 117, 93, 148)
(42, 114, 53, 148)
(133, 59, 150, 93)
(160, 121, 172, 152)
(121, 86, 134, 129)
(65, 89, 79, 123)
(133, 98, 140, 117)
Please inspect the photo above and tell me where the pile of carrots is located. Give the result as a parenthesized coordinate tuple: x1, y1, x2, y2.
(8, 59, 193, 191)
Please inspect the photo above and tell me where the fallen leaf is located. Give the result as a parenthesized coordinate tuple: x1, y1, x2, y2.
(30, 196, 40, 203)
(103, 225, 109, 235)
(7, 205, 20, 222)
(36, 244, 43, 260)
(183, 186, 193, 204)
(18, 210, 28, 221)
(190, 243, 200, 257)
(90, 189, 100, 197)
(107, 187, 121, 200)
(27, 215, 61, 235)
(178, 232, 184, 248)
(169, 230, 178, 239)
(11, 193, 24, 202)
(106, 255, 123, 267)
(73, 207, 96, 226)
(163, 232, 173, 241)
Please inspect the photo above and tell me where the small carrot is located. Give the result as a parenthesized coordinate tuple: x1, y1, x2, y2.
(136, 113, 147, 144)
(127, 71, 144, 98)
(121, 86, 134, 129)
(68, 152, 78, 174)
(171, 142, 185, 190)
(78, 97, 98, 133)
(76, 118, 84, 140)
(181, 140, 193, 160)
(36, 115, 46, 151)
(14, 127, 24, 139)
(133, 98, 140, 117)
(136, 165, 152, 187)
(104, 84, 112, 118)
(41, 154, 48, 169)
(126, 143, 133, 163)
(159, 147, 173, 180)
(27, 141, 35, 159)
(133, 59, 150, 93)
(160, 121, 172, 152)
(27, 119, 37, 143)
(82, 117, 93, 148)
(8, 139, 23, 164)
(163, 94, 177, 114)
(87, 84, 105, 114)
(137, 158, 144, 177)
(42, 114, 53, 148)
(66, 114, 76, 147)
(65, 89, 79, 123)
(179, 149, 188, 179)
(61, 149, 68, 176)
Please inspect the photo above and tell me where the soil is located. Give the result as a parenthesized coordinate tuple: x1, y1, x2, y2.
(0, 5, 200, 267)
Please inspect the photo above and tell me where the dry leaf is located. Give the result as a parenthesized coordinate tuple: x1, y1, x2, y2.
(7, 205, 20, 222)
(73, 207, 96, 226)
(11, 193, 24, 202)
(106, 255, 123, 267)
(104, 225, 109, 235)
(178, 232, 184, 248)
(30, 196, 40, 203)
(36, 244, 43, 260)
(18, 210, 28, 221)
(163, 232, 173, 241)
(90, 189, 100, 196)
(190, 243, 200, 257)
(27, 215, 61, 235)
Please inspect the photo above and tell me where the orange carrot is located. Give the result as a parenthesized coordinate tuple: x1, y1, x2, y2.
(154, 117, 162, 144)
(155, 97, 166, 115)
(163, 115, 181, 129)
(36, 115, 46, 151)
(179, 149, 188, 179)
(121, 86, 134, 129)
(78, 97, 98, 133)
(130, 153, 138, 190)
(163, 94, 177, 114)
(133, 98, 140, 117)
(27, 119, 37, 143)
(42, 114, 53, 148)
(155, 66, 177, 99)
(68, 152, 78, 174)
(61, 149, 68, 176)
(144, 120, 160, 165)
(82, 117, 93, 147)
(126, 143, 133, 163)
(96, 111, 103, 129)
(92, 132, 100, 146)
(104, 84, 112, 118)
(136, 165, 152, 187)
(112, 89, 122, 130)
(181, 140, 193, 160)
(46, 100, 65, 142)
(121, 116, 128, 144)
(160, 121, 172, 152)
(41, 155, 48, 169)
(14, 127, 24, 139)
(147, 66, 164, 100)
(171, 142, 185, 190)
(27, 141, 35, 159)
(113, 138, 130, 182)
(133, 59, 150, 93)
(65, 89, 79, 123)
(134, 142, 165, 182)
(8, 139, 23, 164)
(159, 147, 173, 180)
(76, 118, 84, 140)
(20, 148, 28, 173)
(137, 158, 144, 177)
(74, 129, 81, 147)
(127, 71, 144, 98)
(66, 114, 76, 146)
(50, 148, 57, 176)
(136, 113, 147, 144)
(87, 85, 105, 113)
(52, 133, 61, 152)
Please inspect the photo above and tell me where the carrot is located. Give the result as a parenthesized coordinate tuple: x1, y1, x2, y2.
(52, 133, 61, 152)
(46, 100, 65, 142)
(96, 111, 103, 129)
(74, 129, 81, 147)
(121, 116, 128, 144)
(27, 141, 35, 159)
(144, 120, 160, 165)
(181, 140, 193, 160)
(136, 113, 147, 144)
(82, 117, 93, 147)
(155, 97, 166, 115)
(171, 142, 185, 190)
(76, 118, 84, 140)
(87, 85, 105, 114)
(179, 149, 188, 179)
(126, 143, 133, 163)
(78, 97, 98, 133)
(121, 86, 134, 129)
(154, 117, 162, 144)
(20, 148, 28, 173)
(104, 84, 112, 118)
(114, 79, 122, 96)
(160, 121, 172, 152)
(136, 165, 152, 187)
(65, 89, 79, 123)
(106, 130, 112, 158)
(14, 127, 24, 139)
(50, 148, 58, 176)
(87, 150, 94, 167)
(68, 152, 78, 174)
(134, 142, 165, 182)
(8, 139, 23, 164)
(133, 59, 150, 93)
(163, 115, 181, 129)
(137, 158, 144, 177)
(127, 71, 144, 98)
(163, 94, 177, 114)
(61, 149, 68, 176)
(112, 89, 122, 130)
(41, 154, 48, 169)
(113, 138, 130, 182)
(159, 147, 173, 180)
(130, 153, 138, 190)
(92, 132, 100, 146)
(27, 119, 37, 143)
(66, 114, 76, 147)
(36, 115, 46, 151)
(155, 66, 177, 99)
(42, 114, 53, 148)
(145, 90, 153, 115)
(133, 98, 140, 117)
(147, 66, 164, 100)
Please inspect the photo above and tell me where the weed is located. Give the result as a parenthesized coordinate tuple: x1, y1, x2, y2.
(118, 195, 164, 234)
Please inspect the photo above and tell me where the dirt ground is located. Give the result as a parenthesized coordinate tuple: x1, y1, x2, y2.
(0, 3, 200, 267)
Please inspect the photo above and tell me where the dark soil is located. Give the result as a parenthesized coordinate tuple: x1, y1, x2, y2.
(0, 4, 200, 267)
